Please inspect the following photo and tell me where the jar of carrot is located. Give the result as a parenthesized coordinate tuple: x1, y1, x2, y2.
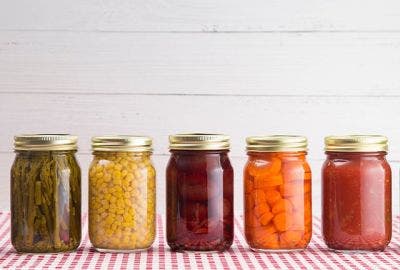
(244, 135, 312, 251)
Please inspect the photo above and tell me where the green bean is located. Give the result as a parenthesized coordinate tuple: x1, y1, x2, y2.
(11, 151, 81, 253)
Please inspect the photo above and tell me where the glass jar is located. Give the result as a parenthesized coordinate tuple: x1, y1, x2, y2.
(166, 133, 234, 251)
(244, 136, 312, 251)
(88, 136, 156, 252)
(322, 135, 391, 251)
(11, 134, 81, 253)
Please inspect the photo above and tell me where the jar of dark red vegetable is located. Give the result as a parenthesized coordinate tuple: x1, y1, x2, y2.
(166, 133, 234, 251)
(322, 135, 391, 251)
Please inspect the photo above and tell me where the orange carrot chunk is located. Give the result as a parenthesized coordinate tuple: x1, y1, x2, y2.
(253, 226, 280, 248)
(253, 224, 275, 236)
(254, 174, 283, 189)
(252, 225, 274, 244)
(268, 158, 282, 175)
(273, 212, 292, 232)
(263, 233, 280, 249)
(245, 211, 261, 227)
(254, 203, 270, 217)
(260, 211, 274, 226)
(272, 199, 293, 215)
(253, 189, 266, 205)
(263, 186, 279, 193)
(265, 189, 282, 206)
(251, 224, 277, 239)
(280, 230, 303, 247)
(265, 224, 277, 234)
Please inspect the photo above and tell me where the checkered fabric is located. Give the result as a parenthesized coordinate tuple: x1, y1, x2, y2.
(0, 212, 399, 269)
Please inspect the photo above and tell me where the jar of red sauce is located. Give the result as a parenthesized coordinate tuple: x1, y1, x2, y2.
(244, 136, 312, 251)
(322, 135, 391, 251)
(166, 133, 234, 251)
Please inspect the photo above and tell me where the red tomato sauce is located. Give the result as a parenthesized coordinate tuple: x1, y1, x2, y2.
(322, 152, 391, 251)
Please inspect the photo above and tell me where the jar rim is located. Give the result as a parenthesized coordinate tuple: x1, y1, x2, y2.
(246, 135, 308, 152)
(14, 134, 78, 151)
(324, 135, 388, 152)
(169, 133, 230, 150)
(91, 135, 153, 152)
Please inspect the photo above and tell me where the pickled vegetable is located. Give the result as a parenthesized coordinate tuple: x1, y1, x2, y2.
(89, 152, 156, 250)
(244, 152, 311, 250)
(11, 151, 81, 253)
(166, 150, 234, 251)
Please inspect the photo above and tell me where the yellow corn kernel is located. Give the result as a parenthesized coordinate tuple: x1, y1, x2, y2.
(89, 151, 156, 250)
(105, 162, 115, 169)
(113, 170, 122, 179)
(121, 160, 129, 167)
(114, 178, 122, 186)
(114, 164, 122, 171)
(109, 195, 116, 203)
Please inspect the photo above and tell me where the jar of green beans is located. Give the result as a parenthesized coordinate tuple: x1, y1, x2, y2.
(11, 134, 81, 253)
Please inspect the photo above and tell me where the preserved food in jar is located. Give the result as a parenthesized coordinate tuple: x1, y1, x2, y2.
(89, 136, 155, 252)
(322, 135, 391, 251)
(244, 136, 312, 251)
(166, 133, 234, 251)
(11, 134, 81, 253)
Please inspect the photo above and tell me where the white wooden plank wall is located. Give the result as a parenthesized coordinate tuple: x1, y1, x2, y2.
(0, 1, 400, 216)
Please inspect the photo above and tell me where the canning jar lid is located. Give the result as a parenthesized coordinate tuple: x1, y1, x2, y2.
(91, 135, 152, 152)
(14, 134, 78, 151)
(246, 135, 308, 152)
(169, 133, 230, 150)
(325, 135, 388, 152)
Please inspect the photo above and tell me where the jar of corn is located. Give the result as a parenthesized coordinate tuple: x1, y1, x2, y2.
(88, 136, 156, 252)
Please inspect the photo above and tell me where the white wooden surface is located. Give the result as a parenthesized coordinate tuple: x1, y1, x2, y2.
(1, 32, 400, 95)
(1, 0, 400, 32)
(0, 1, 400, 215)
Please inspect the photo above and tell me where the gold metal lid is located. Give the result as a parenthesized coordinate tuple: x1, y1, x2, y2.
(325, 135, 388, 152)
(14, 134, 78, 151)
(169, 133, 230, 150)
(246, 135, 308, 152)
(92, 135, 152, 152)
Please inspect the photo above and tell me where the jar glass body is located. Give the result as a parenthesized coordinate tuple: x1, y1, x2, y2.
(89, 151, 156, 251)
(244, 152, 312, 251)
(166, 150, 234, 251)
(11, 150, 81, 253)
(322, 151, 391, 251)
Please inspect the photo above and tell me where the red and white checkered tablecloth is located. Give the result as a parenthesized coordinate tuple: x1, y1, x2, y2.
(0, 212, 399, 270)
